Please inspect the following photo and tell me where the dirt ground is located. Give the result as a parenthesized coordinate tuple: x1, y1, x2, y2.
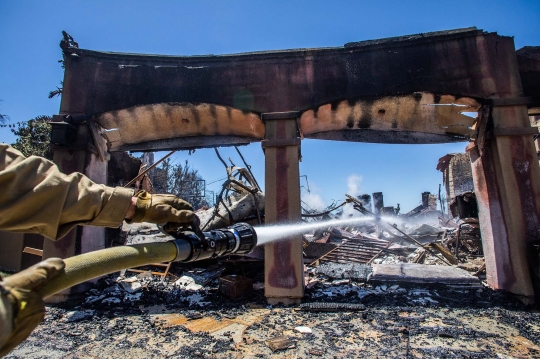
(6, 268, 540, 359)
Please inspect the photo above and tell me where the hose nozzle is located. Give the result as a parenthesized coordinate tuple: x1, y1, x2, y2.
(168, 222, 257, 262)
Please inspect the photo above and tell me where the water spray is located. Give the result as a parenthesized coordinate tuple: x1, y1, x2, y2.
(254, 216, 374, 245)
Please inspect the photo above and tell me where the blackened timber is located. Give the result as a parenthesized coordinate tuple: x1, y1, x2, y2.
(61, 27, 529, 147)
(62, 27, 494, 116)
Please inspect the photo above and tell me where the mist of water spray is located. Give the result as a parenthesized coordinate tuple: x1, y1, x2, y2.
(254, 217, 374, 246)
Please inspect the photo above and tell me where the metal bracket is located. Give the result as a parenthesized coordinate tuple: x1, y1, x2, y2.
(485, 127, 539, 141)
(261, 111, 302, 160)
(261, 111, 302, 143)
(50, 114, 100, 152)
(261, 138, 301, 148)
(50, 121, 78, 146)
(488, 97, 533, 107)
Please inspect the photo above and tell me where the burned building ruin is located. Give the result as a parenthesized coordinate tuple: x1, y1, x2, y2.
(4, 27, 540, 304)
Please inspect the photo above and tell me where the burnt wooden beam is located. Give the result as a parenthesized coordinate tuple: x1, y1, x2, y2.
(59, 27, 530, 148)
(60, 27, 503, 115)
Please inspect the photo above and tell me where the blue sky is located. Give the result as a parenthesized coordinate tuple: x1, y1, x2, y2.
(1, 0, 539, 212)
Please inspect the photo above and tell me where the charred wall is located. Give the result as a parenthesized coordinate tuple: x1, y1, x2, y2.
(444, 153, 474, 211)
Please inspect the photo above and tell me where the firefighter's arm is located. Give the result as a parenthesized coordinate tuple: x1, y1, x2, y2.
(0, 144, 194, 240)
(0, 144, 134, 240)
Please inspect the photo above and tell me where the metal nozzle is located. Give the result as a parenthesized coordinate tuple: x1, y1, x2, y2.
(168, 222, 257, 263)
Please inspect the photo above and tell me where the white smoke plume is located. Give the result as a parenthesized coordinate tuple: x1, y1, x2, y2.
(301, 191, 326, 212)
(347, 174, 363, 196)
(342, 174, 363, 218)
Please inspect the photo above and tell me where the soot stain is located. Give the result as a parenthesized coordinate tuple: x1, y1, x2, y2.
(127, 106, 137, 120)
(209, 104, 217, 119)
(358, 116, 371, 129)
(209, 104, 218, 129)
(313, 107, 319, 119)
(413, 92, 423, 101)
(357, 100, 373, 129)
(433, 94, 441, 104)
(346, 115, 354, 129)
(150, 105, 158, 129)
(188, 104, 201, 126)
(164, 103, 173, 123)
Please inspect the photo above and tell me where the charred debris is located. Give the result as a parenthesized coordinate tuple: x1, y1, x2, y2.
(16, 179, 538, 358)
(113, 148, 485, 293)
(11, 150, 540, 359)
(104, 147, 489, 302)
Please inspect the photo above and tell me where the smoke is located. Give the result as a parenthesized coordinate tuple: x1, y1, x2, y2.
(302, 192, 326, 211)
(300, 174, 364, 217)
(347, 174, 363, 196)
(342, 174, 363, 218)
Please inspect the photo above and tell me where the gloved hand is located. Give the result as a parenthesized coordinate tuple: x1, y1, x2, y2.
(128, 190, 194, 224)
(160, 214, 203, 238)
(0, 258, 65, 356)
(189, 215, 204, 240)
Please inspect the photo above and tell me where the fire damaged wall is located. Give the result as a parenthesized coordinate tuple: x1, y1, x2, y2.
(437, 153, 478, 219)
(443, 153, 475, 211)
(107, 151, 141, 186)
(52, 27, 540, 303)
(59, 27, 528, 150)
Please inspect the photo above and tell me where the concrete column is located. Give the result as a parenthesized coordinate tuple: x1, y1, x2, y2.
(262, 112, 304, 305)
(468, 104, 540, 302)
(44, 121, 109, 302)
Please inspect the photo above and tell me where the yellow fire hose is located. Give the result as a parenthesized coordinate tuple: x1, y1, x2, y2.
(0, 223, 259, 357)
(36, 222, 258, 299)
(37, 242, 178, 299)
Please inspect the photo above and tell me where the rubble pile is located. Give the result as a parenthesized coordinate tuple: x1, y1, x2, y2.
(303, 213, 484, 277)
(9, 261, 540, 358)
(10, 161, 535, 358)
(6, 184, 537, 358)
(298, 190, 484, 282)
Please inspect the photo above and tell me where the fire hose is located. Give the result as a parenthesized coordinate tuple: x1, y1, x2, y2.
(36, 222, 257, 299)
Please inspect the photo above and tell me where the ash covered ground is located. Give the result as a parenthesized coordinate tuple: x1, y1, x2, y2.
(7, 261, 540, 359)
